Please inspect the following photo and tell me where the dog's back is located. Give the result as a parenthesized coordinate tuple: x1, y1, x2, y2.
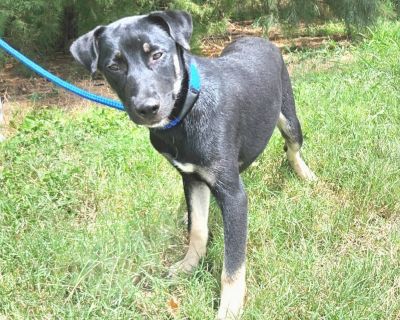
(196, 37, 287, 169)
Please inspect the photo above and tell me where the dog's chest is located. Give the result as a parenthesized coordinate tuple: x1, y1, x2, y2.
(161, 153, 215, 185)
(149, 131, 215, 184)
(170, 160, 196, 173)
(158, 149, 195, 172)
(150, 130, 200, 164)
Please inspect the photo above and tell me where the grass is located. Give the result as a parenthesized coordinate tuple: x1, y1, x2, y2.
(1, 22, 399, 319)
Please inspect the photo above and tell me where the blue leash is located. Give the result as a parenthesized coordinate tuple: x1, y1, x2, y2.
(0, 38, 201, 129)
(0, 38, 125, 111)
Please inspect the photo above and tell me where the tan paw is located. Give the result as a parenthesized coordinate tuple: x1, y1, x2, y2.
(296, 164, 318, 181)
(168, 256, 198, 277)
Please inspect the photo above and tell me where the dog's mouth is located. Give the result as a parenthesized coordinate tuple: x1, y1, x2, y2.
(144, 118, 171, 128)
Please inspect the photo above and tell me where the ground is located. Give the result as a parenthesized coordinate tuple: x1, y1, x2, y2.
(0, 21, 399, 319)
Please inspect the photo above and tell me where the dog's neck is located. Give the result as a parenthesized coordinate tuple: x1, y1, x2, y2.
(161, 49, 201, 130)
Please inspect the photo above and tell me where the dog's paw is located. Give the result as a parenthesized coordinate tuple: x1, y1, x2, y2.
(300, 166, 318, 181)
(168, 257, 197, 277)
(290, 157, 318, 181)
(286, 148, 318, 182)
(216, 304, 243, 320)
(217, 265, 246, 320)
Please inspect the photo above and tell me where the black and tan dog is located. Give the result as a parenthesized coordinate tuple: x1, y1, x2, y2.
(70, 10, 316, 319)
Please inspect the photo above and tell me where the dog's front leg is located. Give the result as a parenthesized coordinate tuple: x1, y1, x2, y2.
(169, 174, 210, 275)
(213, 174, 247, 320)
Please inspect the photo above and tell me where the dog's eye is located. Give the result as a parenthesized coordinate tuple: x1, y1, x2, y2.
(108, 64, 120, 72)
(152, 52, 163, 60)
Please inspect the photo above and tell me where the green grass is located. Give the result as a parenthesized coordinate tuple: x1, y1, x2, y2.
(1, 22, 399, 319)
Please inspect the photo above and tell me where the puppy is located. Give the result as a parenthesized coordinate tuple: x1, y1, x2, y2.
(70, 10, 316, 319)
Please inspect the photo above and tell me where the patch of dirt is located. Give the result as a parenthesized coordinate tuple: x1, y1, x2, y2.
(0, 54, 117, 107)
(200, 21, 349, 57)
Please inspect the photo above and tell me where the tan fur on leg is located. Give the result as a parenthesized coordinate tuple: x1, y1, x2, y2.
(169, 183, 210, 275)
(278, 113, 317, 181)
(286, 144, 317, 181)
(217, 263, 246, 320)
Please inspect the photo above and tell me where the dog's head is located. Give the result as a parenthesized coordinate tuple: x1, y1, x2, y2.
(70, 10, 192, 128)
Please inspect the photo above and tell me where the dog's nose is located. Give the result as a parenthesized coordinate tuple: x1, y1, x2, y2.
(133, 98, 160, 117)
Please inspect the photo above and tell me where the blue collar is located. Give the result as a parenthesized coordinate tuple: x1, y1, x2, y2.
(162, 61, 201, 130)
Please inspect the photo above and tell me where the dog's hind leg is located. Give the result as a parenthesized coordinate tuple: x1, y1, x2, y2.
(278, 66, 317, 181)
(169, 175, 210, 276)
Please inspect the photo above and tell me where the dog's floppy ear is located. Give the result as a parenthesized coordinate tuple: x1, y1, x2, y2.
(70, 26, 106, 75)
(147, 10, 193, 50)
